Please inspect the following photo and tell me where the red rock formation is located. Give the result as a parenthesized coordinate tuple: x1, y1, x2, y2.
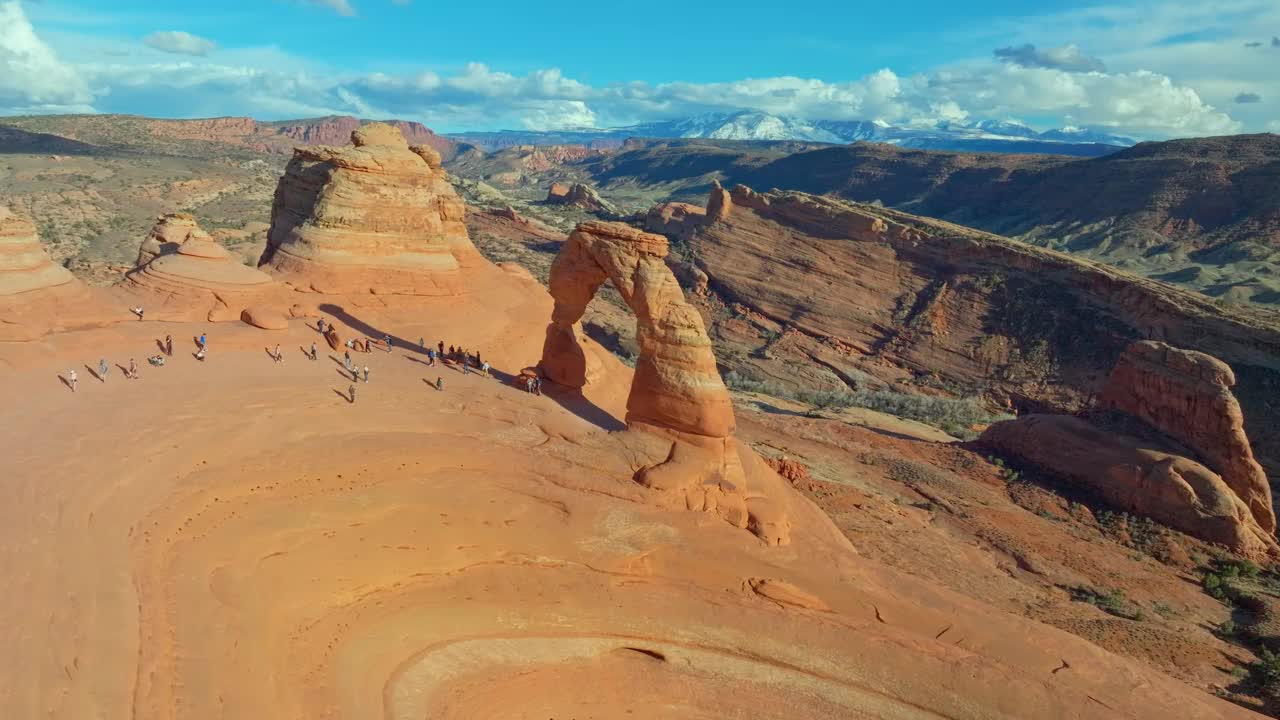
(0, 206, 103, 340)
(260, 123, 482, 295)
(705, 179, 733, 222)
(128, 214, 278, 322)
(540, 221, 792, 543)
(1100, 340, 1275, 533)
(542, 222, 733, 437)
(765, 457, 812, 484)
(545, 182, 616, 214)
(981, 414, 1278, 557)
(644, 201, 705, 237)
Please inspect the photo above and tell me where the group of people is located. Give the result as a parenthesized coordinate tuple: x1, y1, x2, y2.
(342, 349, 371, 384)
(68, 332, 187, 393)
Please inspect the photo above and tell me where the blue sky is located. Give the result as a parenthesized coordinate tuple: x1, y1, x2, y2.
(2, 0, 1278, 137)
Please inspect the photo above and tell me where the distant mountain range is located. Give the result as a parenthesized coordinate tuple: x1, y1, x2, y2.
(447, 110, 1136, 157)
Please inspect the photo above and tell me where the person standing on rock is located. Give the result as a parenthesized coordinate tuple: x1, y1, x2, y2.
(419, 337, 425, 352)
(198, 333, 207, 351)
(435, 376, 444, 391)
(383, 333, 393, 351)
(98, 358, 109, 382)
(462, 359, 470, 376)
(343, 350, 352, 370)
(362, 366, 370, 383)
(310, 342, 318, 361)
(196, 347, 206, 361)
(164, 334, 173, 357)
(128, 358, 139, 379)
(68, 369, 77, 393)
(534, 376, 542, 396)
(317, 318, 326, 334)
(349, 383, 357, 403)
(438, 340, 444, 357)
(426, 348, 436, 367)
(481, 360, 490, 378)
(273, 344, 283, 363)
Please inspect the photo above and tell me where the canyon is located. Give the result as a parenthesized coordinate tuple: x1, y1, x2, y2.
(4, 117, 1280, 717)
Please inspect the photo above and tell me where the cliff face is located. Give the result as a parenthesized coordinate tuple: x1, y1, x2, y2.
(681, 186, 1280, 481)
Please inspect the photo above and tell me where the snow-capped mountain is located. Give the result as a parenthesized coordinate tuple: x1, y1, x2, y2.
(447, 110, 1136, 156)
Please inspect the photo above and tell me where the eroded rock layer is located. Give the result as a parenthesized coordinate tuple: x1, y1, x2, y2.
(1100, 340, 1275, 533)
(128, 215, 279, 322)
(981, 414, 1279, 557)
(260, 123, 481, 295)
(0, 206, 98, 340)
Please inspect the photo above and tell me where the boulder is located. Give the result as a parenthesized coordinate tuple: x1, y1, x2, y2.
(240, 306, 288, 330)
(545, 182, 617, 214)
(644, 201, 705, 238)
(260, 122, 482, 295)
(980, 414, 1278, 557)
(1099, 340, 1275, 533)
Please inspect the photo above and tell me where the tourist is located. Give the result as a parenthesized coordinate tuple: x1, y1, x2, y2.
(148, 355, 165, 367)
(426, 348, 436, 366)
(128, 358, 139, 379)
(462, 359, 470, 375)
(198, 332, 207, 350)
(351, 365, 359, 382)
(435, 376, 443, 391)
(481, 360, 490, 378)
(132, 306, 144, 320)
(317, 318, 326, 334)
(438, 340, 444, 356)
(344, 350, 352, 369)
(98, 358, 109, 382)
(383, 333, 393, 350)
(448, 345, 455, 358)
(273, 344, 283, 363)
(419, 337, 425, 351)
(534, 377, 542, 396)
(349, 384, 356, 403)
(362, 366, 370, 383)
(524, 376, 534, 393)
(196, 347, 206, 361)
(310, 342, 318, 361)
(68, 369, 77, 393)
(164, 334, 173, 356)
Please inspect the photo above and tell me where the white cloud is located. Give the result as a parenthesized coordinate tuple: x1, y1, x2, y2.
(301, 0, 356, 16)
(143, 31, 216, 57)
(0, 0, 96, 114)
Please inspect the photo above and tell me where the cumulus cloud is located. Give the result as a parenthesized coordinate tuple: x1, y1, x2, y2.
(993, 43, 1106, 73)
(1235, 92, 1262, 103)
(143, 31, 216, 57)
(0, 0, 96, 114)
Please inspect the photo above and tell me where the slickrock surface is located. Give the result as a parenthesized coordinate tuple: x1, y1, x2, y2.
(0, 204, 76, 297)
(981, 414, 1279, 557)
(260, 123, 481, 295)
(0, 309, 1261, 719)
(127, 215, 278, 322)
(1100, 340, 1275, 533)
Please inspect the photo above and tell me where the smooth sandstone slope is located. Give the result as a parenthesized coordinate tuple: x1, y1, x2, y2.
(0, 313, 1262, 720)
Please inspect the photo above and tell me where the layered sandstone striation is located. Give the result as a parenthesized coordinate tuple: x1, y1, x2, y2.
(128, 215, 278, 322)
(0, 206, 99, 340)
(1099, 340, 1275, 533)
(979, 340, 1277, 556)
(540, 221, 788, 543)
(260, 123, 482, 295)
(981, 414, 1279, 556)
(678, 184, 1280, 483)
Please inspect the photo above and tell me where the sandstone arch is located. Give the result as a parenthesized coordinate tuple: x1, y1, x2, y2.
(540, 221, 733, 438)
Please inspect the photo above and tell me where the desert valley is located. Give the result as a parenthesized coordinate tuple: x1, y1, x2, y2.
(5, 1, 1280, 717)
